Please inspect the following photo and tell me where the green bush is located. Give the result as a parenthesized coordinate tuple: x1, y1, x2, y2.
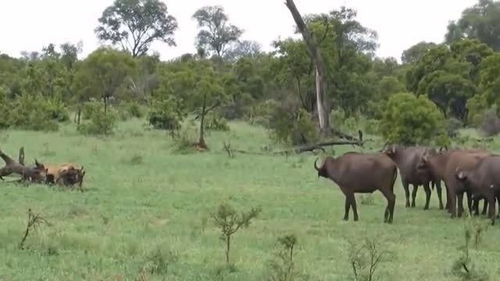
(8, 94, 59, 131)
(446, 118, 463, 138)
(0, 87, 10, 129)
(82, 100, 100, 121)
(268, 99, 318, 145)
(78, 101, 117, 135)
(44, 99, 70, 122)
(380, 92, 448, 146)
(205, 112, 230, 131)
(125, 102, 144, 118)
(148, 97, 186, 131)
(171, 123, 198, 153)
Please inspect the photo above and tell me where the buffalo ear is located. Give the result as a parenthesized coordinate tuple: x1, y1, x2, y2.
(457, 171, 467, 180)
(391, 146, 396, 154)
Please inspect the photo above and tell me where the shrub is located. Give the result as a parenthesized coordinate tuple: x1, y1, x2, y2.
(8, 94, 59, 131)
(248, 99, 280, 127)
(447, 118, 464, 138)
(205, 112, 230, 131)
(380, 93, 448, 146)
(211, 202, 261, 265)
(44, 99, 70, 122)
(267, 99, 319, 145)
(144, 247, 178, 275)
(171, 123, 198, 153)
(78, 101, 117, 135)
(0, 87, 10, 129)
(148, 97, 185, 131)
(126, 102, 145, 118)
(480, 108, 500, 137)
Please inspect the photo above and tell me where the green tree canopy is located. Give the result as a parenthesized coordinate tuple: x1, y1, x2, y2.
(96, 0, 178, 57)
(73, 48, 137, 114)
(446, 0, 500, 51)
(381, 93, 447, 146)
(192, 6, 243, 57)
(401, 42, 437, 64)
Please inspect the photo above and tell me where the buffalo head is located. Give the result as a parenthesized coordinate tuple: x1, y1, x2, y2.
(314, 158, 328, 178)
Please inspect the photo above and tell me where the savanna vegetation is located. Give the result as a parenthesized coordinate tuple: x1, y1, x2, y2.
(2, 0, 500, 280)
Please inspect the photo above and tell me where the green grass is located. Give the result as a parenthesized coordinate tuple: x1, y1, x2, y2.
(1, 119, 500, 281)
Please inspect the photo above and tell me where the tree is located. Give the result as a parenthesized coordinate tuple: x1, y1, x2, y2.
(192, 6, 242, 57)
(446, 0, 500, 51)
(380, 93, 448, 146)
(401, 42, 437, 64)
(95, 0, 178, 57)
(406, 40, 492, 121)
(224, 40, 262, 61)
(285, 0, 330, 135)
(272, 39, 314, 111)
(73, 48, 136, 116)
(478, 53, 500, 111)
(306, 7, 378, 116)
(424, 71, 476, 120)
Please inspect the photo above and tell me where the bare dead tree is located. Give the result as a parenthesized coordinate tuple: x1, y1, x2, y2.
(285, 0, 331, 136)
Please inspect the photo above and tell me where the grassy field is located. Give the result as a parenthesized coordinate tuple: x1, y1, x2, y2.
(0, 119, 500, 281)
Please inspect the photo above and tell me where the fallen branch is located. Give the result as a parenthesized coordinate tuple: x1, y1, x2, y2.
(0, 148, 46, 183)
(19, 208, 49, 250)
(222, 139, 363, 157)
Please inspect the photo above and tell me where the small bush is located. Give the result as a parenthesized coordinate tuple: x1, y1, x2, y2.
(0, 87, 10, 129)
(148, 97, 185, 131)
(171, 124, 198, 153)
(380, 93, 448, 146)
(9, 94, 59, 131)
(480, 109, 500, 137)
(128, 154, 144, 165)
(126, 102, 145, 118)
(205, 112, 230, 131)
(144, 247, 178, 275)
(44, 99, 70, 122)
(78, 101, 117, 135)
(447, 118, 464, 138)
(267, 98, 319, 145)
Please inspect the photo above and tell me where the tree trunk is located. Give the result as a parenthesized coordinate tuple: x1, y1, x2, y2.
(103, 96, 108, 116)
(76, 107, 81, 127)
(285, 0, 331, 136)
(225, 235, 231, 265)
(315, 67, 328, 132)
(198, 94, 208, 149)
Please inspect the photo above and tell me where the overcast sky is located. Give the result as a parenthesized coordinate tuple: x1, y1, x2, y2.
(0, 0, 477, 61)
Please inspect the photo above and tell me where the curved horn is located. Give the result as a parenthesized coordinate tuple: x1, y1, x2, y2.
(314, 158, 321, 171)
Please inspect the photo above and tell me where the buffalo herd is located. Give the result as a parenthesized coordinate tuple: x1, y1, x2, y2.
(314, 145, 500, 225)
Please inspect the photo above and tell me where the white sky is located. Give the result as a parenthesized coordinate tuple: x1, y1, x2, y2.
(0, 0, 477, 61)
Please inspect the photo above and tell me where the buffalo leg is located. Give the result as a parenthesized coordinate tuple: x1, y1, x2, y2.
(423, 183, 431, 210)
(350, 194, 359, 221)
(436, 181, 444, 210)
(445, 184, 451, 212)
(411, 184, 418, 208)
(487, 195, 496, 225)
(449, 188, 457, 218)
(402, 181, 410, 208)
(482, 199, 488, 216)
(381, 188, 395, 223)
(457, 192, 465, 218)
(343, 194, 351, 221)
(466, 191, 473, 214)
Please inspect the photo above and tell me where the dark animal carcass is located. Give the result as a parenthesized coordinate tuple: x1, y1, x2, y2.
(314, 152, 397, 223)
